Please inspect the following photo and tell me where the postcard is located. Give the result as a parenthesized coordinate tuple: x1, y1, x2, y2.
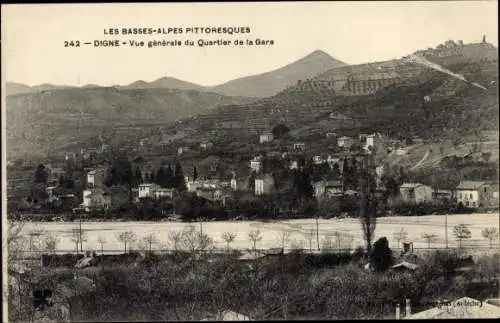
(2, 1, 499, 322)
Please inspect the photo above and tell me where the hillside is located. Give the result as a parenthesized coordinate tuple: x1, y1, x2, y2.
(5, 82, 72, 96)
(6, 87, 254, 158)
(164, 43, 498, 158)
(209, 50, 347, 98)
(122, 77, 206, 91)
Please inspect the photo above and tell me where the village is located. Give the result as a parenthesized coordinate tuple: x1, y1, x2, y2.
(8, 124, 499, 222)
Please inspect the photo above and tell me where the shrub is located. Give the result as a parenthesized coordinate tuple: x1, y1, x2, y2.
(370, 237, 393, 272)
(42, 253, 84, 267)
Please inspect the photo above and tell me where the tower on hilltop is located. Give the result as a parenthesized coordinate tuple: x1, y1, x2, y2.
(482, 34, 487, 43)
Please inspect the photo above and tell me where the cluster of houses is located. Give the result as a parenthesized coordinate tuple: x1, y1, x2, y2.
(259, 131, 382, 153)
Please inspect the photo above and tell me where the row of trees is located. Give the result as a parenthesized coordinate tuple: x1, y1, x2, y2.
(393, 225, 499, 249)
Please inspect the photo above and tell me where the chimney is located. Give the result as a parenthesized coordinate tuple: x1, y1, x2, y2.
(405, 298, 412, 317)
(396, 303, 401, 320)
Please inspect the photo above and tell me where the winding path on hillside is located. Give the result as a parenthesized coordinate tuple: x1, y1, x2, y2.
(410, 149, 430, 170)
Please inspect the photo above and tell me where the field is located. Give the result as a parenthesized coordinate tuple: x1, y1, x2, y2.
(17, 213, 499, 253)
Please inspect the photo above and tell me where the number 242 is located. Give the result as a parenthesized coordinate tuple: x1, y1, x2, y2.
(64, 41, 80, 47)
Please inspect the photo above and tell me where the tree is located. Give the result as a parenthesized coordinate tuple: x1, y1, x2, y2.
(272, 123, 290, 139)
(370, 237, 393, 272)
(44, 234, 59, 254)
(142, 233, 159, 253)
(156, 167, 166, 187)
(168, 230, 183, 251)
(221, 232, 237, 251)
(116, 231, 136, 253)
(481, 227, 499, 248)
(393, 228, 408, 248)
(453, 224, 471, 248)
(134, 167, 143, 186)
(304, 228, 315, 252)
(248, 229, 263, 251)
(248, 171, 257, 191)
(34, 164, 48, 184)
(58, 174, 65, 187)
(276, 230, 291, 250)
(180, 225, 213, 254)
(421, 232, 438, 249)
(193, 166, 198, 181)
(331, 162, 341, 178)
(358, 168, 377, 253)
(294, 169, 314, 198)
(164, 164, 174, 188)
(342, 158, 350, 191)
(70, 229, 86, 254)
(173, 161, 187, 191)
(97, 236, 106, 255)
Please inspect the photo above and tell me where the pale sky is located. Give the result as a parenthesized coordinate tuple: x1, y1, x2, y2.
(2, 1, 498, 87)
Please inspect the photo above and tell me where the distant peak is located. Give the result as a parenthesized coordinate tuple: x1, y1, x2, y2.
(306, 49, 332, 58)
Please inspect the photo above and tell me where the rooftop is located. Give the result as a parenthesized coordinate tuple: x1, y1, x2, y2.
(456, 181, 488, 190)
(400, 183, 426, 189)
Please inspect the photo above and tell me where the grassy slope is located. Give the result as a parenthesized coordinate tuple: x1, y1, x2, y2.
(6, 87, 254, 158)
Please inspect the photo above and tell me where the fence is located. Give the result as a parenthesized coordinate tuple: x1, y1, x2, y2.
(12, 242, 499, 260)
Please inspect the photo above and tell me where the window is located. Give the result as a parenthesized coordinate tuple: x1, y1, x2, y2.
(459, 193, 462, 199)
(470, 194, 473, 199)
(484, 187, 487, 193)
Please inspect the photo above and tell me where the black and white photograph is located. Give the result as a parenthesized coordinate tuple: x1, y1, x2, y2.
(2, 1, 499, 321)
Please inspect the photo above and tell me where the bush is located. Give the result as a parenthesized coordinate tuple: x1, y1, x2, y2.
(370, 237, 393, 272)
(42, 253, 84, 267)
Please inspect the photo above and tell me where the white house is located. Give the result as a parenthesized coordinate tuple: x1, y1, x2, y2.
(312, 156, 323, 165)
(326, 132, 337, 139)
(200, 142, 214, 150)
(259, 133, 274, 144)
(138, 183, 161, 199)
(395, 148, 407, 156)
(365, 134, 378, 151)
(255, 174, 275, 196)
(82, 188, 110, 209)
(456, 181, 493, 207)
(293, 142, 306, 151)
(314, 180, 343, 199)
(288, 160, 299, 170)
(177, 147, 190, 156)
(338, 136, 354, 149)
(399, 183, 433, 204)
(82, 189, 93, 208)
(86, 168, 106, 188)
(154, 187, 174, 199)
(249, 156, 263, 173)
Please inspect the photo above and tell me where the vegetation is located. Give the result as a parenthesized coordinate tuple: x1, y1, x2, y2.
(8, 246, 499, 322)
(421, 233, 439, 249)
(481, 227, 499, 248)
(453, 224, 472, 248)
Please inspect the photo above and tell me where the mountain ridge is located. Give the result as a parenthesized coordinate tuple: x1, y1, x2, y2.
(6, 49, 346, 97)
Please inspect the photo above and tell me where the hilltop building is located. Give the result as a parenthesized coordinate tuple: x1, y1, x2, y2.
(338, 136, 355, 149)
(259, 132, 274, 144)
(249, 156, 263, 173)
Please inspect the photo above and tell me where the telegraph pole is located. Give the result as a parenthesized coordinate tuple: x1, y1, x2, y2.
(316, 216, 320, 251)
(79, 214, 83, 253)
(445, 213, 448, 250)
